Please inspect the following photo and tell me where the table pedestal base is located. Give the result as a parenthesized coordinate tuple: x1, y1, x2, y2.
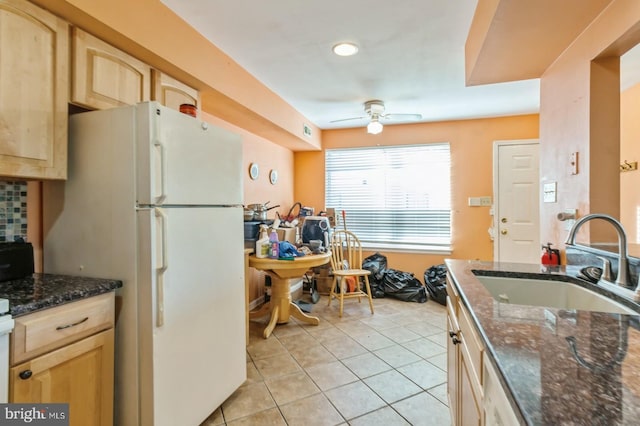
(249, 275, 319, 339)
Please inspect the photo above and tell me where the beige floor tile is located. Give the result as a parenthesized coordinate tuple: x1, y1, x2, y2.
(321, 335, 369, 359)
(392, 392, 451, 426)
(364, 370, 423, 404)
(247, 335, 288, 360)
(348, 406, 411, 426)
(402, 337, 447, 359)
(358, 313, 402, 330)
(405, 321, 447, 337)
(397, 360, 447, 390)
(272, 321, 306, 338)
(288, 343, 337, 368)
(245, 360, 263, 384)
(200, 407, 224, 425)
(427, 352, 448, 371)
(279, 393, 345, 426)
(379, 326, 422, 344)
(351, 330, 396, 351)
(276, 331, 318, 351)
(429, 382, 449, 405)
(226, 407, 287, 426)
(221, 381, 276, 422)
(374, 344, 422, 368)
(307, 325, 348, 342)
(305, 360, 359, 391)
(253, 352, 302, 379)
(341, 352, 393, 379)
(324, 380, 387, 420)
(426, 331, 448, 347)
(264, 371, 320, 405)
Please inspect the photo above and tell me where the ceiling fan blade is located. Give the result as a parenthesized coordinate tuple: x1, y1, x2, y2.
(329, 116, 367, 123)
(382, 113, 423, 121)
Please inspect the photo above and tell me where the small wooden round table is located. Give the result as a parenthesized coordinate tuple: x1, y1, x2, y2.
(249, 252, 331, 339)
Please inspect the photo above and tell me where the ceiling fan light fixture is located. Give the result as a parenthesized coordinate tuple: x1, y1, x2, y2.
(332, 42, 359, 57)
(367, 119, 383, 134)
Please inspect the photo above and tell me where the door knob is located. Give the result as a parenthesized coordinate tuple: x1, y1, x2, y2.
(501, 229, 508, 235)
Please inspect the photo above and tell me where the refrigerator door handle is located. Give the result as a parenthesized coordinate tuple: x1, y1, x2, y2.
(154, 139, 167, 204)
(155, 207, 169, 327)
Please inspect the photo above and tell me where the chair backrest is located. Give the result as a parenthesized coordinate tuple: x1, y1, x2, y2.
(329, 230, 364, 272)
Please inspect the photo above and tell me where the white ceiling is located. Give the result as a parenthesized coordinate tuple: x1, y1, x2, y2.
(158, 0, 543, 130)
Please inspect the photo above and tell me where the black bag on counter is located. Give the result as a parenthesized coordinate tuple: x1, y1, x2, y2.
(382, 269, 427, 303)
(424, 264, 448, 305)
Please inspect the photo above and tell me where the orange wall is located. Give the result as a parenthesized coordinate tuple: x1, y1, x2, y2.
(295, 115, 539, 278)
(621, 82, 640, 243)
(540, 0, 640, 248)
(200, 112, 294, 214)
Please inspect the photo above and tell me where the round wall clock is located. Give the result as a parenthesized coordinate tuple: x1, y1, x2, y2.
(249, 163, 259, 180)
(269, 169, 278, 185)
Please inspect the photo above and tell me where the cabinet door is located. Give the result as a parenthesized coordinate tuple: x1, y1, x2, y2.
(151, 69, 200, 115)
(446, 297, 459, 425)
(0, 0, 69, 179)
(460, 342, 483, 426)
(10, 328, 114, 426)
(71, 27, 151, 109)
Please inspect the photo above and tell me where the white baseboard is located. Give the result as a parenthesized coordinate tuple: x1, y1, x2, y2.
(249, 278, 303, 310)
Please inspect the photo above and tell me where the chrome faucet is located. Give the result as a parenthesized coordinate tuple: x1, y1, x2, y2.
(565, 213, 632, 289)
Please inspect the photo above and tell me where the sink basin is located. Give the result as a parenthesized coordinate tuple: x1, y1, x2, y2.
(473, 275, 637, 315)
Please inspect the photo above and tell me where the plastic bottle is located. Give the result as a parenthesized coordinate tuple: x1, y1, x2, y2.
(268, 229, 280, 259)
(255, 225, 270, 258)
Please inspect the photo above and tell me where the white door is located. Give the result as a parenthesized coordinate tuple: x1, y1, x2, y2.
(494, 141, 540, 263)
(137, 206, 246, 426)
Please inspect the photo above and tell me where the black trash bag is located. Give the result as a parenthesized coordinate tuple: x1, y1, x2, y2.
(424, 264, 448, 306)
(382, 269, 428, 303)
(362, 252, 388, 281)
(362, 252, 387, 298)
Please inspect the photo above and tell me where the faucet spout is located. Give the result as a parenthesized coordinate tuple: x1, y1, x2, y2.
(565, 213, 631, 289)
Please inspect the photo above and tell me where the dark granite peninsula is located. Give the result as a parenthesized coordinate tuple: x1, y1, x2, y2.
(0, 273, 122, 317)
(445, 259, 640, 426)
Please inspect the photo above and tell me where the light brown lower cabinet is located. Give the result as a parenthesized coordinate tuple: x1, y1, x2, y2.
(447, 276, 484, 426)
(10, 329, 114, 425)
(9, 293, 115, 426)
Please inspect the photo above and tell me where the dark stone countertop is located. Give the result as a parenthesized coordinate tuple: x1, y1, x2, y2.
(0, 273, 123, 317)
(445, 259, 640, 426)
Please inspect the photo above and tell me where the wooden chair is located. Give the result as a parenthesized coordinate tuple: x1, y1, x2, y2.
(327, 230, 374, 317)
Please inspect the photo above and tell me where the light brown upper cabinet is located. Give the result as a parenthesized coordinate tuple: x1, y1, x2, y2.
(0, 0, 69, 180)
(151, 70, 200, 113)
(71, 27, 151, 110)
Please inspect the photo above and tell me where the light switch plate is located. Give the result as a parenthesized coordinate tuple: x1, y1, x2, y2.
(543, 182, 557, 203)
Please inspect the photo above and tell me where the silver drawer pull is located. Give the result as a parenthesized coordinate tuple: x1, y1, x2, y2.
(56, 316, 89, 330)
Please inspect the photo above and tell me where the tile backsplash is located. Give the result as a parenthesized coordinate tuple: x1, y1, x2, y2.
(0, 181, 27, 242)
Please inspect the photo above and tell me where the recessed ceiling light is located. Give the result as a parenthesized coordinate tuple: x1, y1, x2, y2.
(332, 42, 359, 57)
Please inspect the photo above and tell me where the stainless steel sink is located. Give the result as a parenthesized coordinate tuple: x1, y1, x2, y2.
(474, 275, 637, 315)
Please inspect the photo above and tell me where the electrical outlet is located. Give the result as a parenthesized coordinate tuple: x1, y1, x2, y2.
(480, 196, 492, 206)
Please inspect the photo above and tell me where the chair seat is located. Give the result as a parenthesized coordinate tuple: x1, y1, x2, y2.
(333, 269, 371, 277)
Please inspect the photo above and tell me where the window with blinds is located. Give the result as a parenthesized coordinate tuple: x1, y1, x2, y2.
(325, 143, 451, 251)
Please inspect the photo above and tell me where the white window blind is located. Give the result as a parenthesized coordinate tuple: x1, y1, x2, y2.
(325, 143, 451, 251)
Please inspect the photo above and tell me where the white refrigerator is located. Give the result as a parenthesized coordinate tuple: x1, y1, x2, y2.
(43, 102, 246, 426)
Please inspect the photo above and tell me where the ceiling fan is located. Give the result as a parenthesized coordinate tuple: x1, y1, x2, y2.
(331, 100, 422, 134)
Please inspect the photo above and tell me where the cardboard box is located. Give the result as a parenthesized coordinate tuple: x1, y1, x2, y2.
(315, 276, 334, 295)
(276, 227, 297, 244)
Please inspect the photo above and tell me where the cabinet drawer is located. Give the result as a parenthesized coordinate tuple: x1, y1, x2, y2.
(11, 292, 114, 365)
(459, 302, 484, 389)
